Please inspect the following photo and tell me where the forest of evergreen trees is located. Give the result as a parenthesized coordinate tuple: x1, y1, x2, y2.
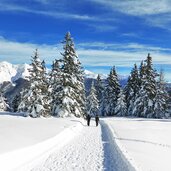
(1, 32, 170, 119)
(96, 54, 169, 118)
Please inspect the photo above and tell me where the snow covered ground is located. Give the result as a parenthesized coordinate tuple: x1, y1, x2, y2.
(0, 113, 135, 171)
(29, 119, 135, 171)
(0, 113, 171, 171)
(0, 113, 85, 170)
(104, 117, 171, 171)
(0, 113, 80, 154)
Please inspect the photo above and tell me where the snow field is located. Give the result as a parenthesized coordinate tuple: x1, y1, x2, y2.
(102, 120, 139, 171)
(31, 119, 104, 171)
(17, 122, 83, 171)
(2, 115, 169, 171)
(105, 117, 171, 171)
(0, 115, 84, 171)
(0, 115, 79, 154)
(29, 119, 136, 171)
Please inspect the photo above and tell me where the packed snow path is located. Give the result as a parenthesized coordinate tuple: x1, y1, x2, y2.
(30, 119, 135, 171)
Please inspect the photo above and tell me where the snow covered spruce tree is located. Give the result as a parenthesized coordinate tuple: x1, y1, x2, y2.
(133, 54, 158, 118)
(124, 63, 140, 115)
(40, 60, 51, 116)
(17, 88, 30, 114)
(154, 69, 169, 118)
(95, 74, 105, 116)
(104, 66, 121, 116)
(86, 81, 99, 116)
(55, 32, 86, 117)
(12, 94, 21, 112)
(18, 49, 50, 117)
(133, 61, 148, 117)
(115, 89, 127, 116)
(48, 59, 63, 116)
(0, 92, 9, 111)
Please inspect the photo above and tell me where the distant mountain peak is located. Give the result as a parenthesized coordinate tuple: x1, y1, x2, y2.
(84, 70, 107, 79)
(0, 61, 31, 84)
(0, 61, 128, 84)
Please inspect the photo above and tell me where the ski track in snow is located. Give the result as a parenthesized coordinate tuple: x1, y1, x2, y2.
(30, 120, 134, 171)
(101, 121, 136, 171)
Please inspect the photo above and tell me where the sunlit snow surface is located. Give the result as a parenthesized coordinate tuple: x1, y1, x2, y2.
(104, 117, 171, 171)
(0, 113, 171, 171)
(0, 61, 30, 83)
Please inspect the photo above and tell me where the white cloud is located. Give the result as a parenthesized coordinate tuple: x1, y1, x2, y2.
(34, 0, 50, 4)
(0, 37, 170, 80)
(121, 33, 139, 38)
(145, 14, 171, 30)
(78, 49, 171, 66)
(91, 0, 171, 16)
(90, 0, 171, 30)
(114, 0, 171, 16)
(77, 42, 171, 53)
(0, 2, 97, 21)
(0, 37, 171, 68)
(0, 37, 61, 64)
(1, 0, 171, 30)
(86, 23, 117, 32)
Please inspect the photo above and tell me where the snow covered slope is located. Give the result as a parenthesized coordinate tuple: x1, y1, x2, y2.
(0, 114, 136, 171)
(0, 114, 81, 154)
(84, 70, 107, 79)
(0, 61, 30, 83)
(0, 114, 83, 171)
(2, 114, 170, 171)
(29, 120, 135, 171)
(105, 117, 171, 171)
(84, 69, 128, 81)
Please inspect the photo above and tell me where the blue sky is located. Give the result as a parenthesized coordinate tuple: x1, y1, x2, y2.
(0, 0, 171, 81)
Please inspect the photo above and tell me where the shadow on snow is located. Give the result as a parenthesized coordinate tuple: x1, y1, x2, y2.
(100, 121, 136, 171)
(0, 111, 26, 117)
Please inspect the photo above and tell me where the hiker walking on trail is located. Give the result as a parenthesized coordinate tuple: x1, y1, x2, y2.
(86, 114, 91, 126)
(95, 114, 99, 126)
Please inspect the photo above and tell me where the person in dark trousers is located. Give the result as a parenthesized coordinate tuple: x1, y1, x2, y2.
(86, 114, 91, 126)
(95, 114, 99, 126)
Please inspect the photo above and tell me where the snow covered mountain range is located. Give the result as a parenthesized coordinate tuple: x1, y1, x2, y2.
(0, 61, 107, 84)
(0, 61, 129, 84)
(84, 70, 107, 79)
(0, 61, 129, 104)
(0, 61, 30, 84)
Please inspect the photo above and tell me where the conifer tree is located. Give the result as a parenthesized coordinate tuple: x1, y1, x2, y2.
(133, 61, 147, 117)
(115, 89, 127, 116)
(39, 59, 51, 117)
(104, 66, 121, 116)
(17, 88, 30, 113)
(133, 54, 158, 118)
(18, 49, 50, 117)
(86, 81, 99, 116)
(56, 32, 86, 117)
(12, 94, 21, 112)
(95, 74, 104, 116)
(124, 64, 140, 115)
(154, 70, 169, 118)
(0, 92, 9, 111)
(49, 59, 63, 116)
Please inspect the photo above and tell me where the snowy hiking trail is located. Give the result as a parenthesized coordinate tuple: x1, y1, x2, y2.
(22, 119, 136, 171)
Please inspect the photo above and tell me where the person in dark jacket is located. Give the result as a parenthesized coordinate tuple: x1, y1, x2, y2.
(86, 114, 91, 126)
(95, 114, 99, 126)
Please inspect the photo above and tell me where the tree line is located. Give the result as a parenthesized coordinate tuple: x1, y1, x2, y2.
(1, 32, 169, 118)
(95, 54, 169, 118)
